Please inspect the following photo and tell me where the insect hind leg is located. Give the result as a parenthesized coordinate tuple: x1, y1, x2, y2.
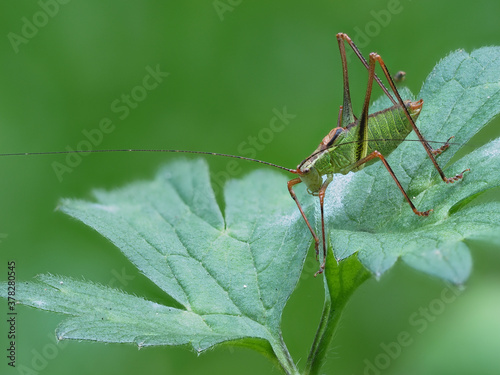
(351, 150, 432, 217)
(356, 48, 469, 185)
(336, 33, 397, 107)
(430, 136, 454, 156)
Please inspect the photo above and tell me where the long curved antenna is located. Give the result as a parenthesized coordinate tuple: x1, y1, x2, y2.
(0, 149, 297, 173)
(0, 138, 462, 173)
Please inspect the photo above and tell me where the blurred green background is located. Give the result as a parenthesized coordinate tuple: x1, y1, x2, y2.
(1, 1, 499, 374)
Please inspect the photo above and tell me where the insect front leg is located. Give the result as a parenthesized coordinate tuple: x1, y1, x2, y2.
(288, 178, 320, 257)
(316, 174, 333, 276)
(288, 177, 333, 276)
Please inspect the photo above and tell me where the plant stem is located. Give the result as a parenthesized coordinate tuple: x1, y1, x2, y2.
(271, 334, 300, 375)
(303, 288, 343, 375)
(304, 252, 371, 374)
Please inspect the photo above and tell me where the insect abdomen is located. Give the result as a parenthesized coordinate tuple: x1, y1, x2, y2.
(364, 103, 414, 156)
(318, 100, 422, 175)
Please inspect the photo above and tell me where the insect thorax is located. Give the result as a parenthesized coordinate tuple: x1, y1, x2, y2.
(297, 99, 423, 193)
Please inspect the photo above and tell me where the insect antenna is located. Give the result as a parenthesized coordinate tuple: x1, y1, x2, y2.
(0, 137, 464, 175)
(0, 148, 297, 173)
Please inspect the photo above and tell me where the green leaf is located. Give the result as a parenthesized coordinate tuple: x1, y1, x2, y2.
(2, 159, 314, 373)
(13, 273, 267, 347)
(325, 46, 500, 284)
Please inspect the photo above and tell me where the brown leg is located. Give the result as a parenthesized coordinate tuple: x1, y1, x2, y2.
(431, 136, 454, 156)
(355, 51, 379, 161)
(288, 176, 334, 276)
(364, 53, 468, 183)
(315, 175, 333, 276)
(288, 178, 320, 257)
(351, 150, 432, 216)
(337, 33, 397, 108)
(337, 35, 356, 126)
(337, 105, 344, 128)
(337, 33, 469, 184)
